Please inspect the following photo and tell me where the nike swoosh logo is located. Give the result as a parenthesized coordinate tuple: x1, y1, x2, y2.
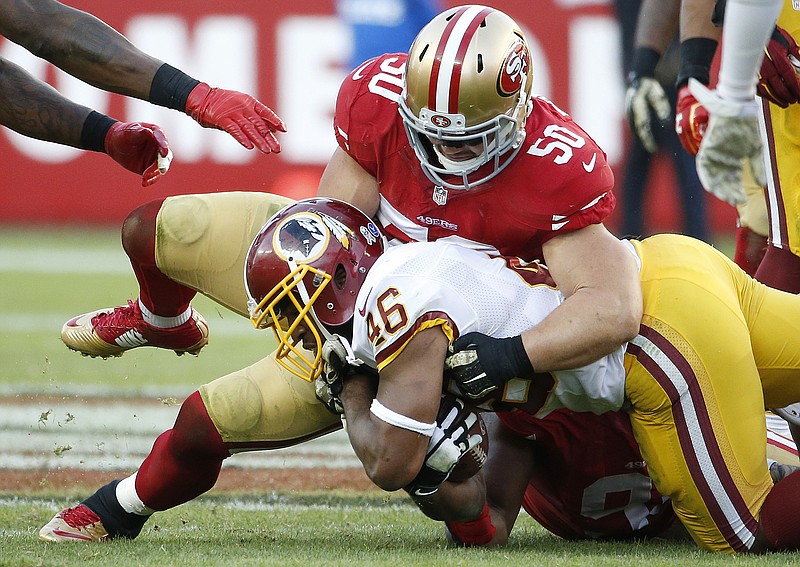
(51, 530, 94, 541)
(357, 289, 373, 317)
(582, 154, 597, 172)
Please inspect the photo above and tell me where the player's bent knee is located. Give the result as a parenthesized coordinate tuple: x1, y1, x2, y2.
(170, 391, 228, 458)
(198, 352, 341, 446)
(121, 199, 163, 263)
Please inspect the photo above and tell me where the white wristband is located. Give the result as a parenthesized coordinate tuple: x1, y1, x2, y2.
(370, 399, 436, 436)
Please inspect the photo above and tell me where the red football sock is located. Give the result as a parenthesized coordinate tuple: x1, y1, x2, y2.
(733, 225, 767, 277)
(759, 470, 800, 550)
(121, 199, 197, 317)
(445, 501, 496, 546)
(135, 391, 230, 510)
(754, 245, 800, 293)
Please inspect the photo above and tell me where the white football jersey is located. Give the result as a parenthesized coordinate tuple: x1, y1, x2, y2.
(350, 240, 628, 417)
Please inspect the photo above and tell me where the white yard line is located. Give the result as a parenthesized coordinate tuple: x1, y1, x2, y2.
(0, 247, 131, 274)
(0, 398, 358, 471)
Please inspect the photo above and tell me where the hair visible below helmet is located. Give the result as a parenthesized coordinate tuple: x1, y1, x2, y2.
(244, 197, 385, 382)
(398, 5, 534, 190)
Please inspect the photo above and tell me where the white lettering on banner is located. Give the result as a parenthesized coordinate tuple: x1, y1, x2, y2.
(125, 16, 259, 164)
(278, 16, 350, 164)
(569, 16, 623, 164)
(0, 42, 101, 162)
(0, 16, 261, 165)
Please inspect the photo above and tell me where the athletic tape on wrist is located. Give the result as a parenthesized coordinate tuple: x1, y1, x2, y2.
(80, 111, 117, 152)
(369, 399, 435, 436)
(149, 63, 201, 111)
(630, 47, 661, 78)
(676, 38, 718, 89)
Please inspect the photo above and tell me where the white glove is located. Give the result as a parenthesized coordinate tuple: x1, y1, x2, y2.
(688, 78, 766, 206)
(624, 75, 672, 153)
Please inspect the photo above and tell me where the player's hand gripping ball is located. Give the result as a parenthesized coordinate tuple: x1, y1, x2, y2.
(447, 404, 489, 483)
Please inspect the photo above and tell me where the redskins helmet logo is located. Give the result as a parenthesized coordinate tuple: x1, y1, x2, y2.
(497, 41, 530, 97)
(430, 114, 452, 128)
(273, 212, 353, 263)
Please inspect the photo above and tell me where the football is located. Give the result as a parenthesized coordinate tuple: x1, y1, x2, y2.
(448, 409, 489, 482)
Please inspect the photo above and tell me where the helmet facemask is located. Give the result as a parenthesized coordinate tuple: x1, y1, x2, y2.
(399, 86, 529, 189)
(248, 261, 331, 382)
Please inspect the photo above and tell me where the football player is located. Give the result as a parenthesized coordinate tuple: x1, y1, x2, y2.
(457, 409, 798, 546)
(678, 0, 800, 293)
(40, 5, 643, 542)
(242, 197, 800, 553)
(626, 0, 800, 279)
(0, 0, 284, 186)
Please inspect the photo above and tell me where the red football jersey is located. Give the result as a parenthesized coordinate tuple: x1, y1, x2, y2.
(334, 54, 616, 261)
(498, 409, 676, 540)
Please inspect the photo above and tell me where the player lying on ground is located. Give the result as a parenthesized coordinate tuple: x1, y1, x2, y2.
(242, 198, 800, 554)
(448, 409, 799, 546)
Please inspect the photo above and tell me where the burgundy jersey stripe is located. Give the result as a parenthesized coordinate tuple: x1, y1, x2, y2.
(629, 325, 759, 551)
(761, 99, 787, 243)
(375, 311, 456, 368)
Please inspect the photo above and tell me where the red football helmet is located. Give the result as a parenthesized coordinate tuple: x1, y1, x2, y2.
(398, 5, 533, 190)
(245, 198, 385, 382)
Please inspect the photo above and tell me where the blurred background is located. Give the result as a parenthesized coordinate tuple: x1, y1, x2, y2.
(0, 0, 736, 237)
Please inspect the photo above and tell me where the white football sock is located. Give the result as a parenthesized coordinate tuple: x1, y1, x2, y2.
(116, 472, 155, 516)
(138, 299, 191, 328)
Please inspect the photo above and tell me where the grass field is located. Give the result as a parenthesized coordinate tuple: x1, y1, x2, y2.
(4, 226, 794, 565)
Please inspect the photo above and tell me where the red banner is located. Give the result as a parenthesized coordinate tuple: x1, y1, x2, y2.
(0, 0, 734, 233)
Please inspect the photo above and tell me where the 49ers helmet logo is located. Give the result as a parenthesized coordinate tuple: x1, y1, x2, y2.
(430, 115, 452, 128)
(497, 41, 530, 97)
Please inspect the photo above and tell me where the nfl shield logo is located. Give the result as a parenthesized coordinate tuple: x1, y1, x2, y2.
(433, 185, 448, 206)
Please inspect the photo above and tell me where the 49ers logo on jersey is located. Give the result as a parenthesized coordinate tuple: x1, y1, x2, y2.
(497, 41, 530, 97)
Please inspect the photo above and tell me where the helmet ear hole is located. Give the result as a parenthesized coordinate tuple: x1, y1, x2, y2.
(334, 264, 347, 290)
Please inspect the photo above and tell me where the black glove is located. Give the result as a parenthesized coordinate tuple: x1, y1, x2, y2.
(315, 335, 376, 415)
(404, 395, 482, 497)
(444, 332, 534, 400)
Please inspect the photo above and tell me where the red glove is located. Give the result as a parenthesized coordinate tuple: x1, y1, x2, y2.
(185, 83, 286, 154)
(674, 86, 709, 156)
(758, 26, 800, 108)
(104, 122, 173, 187)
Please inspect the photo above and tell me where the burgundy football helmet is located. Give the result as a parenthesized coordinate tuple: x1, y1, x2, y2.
(244, 198, 385, 381)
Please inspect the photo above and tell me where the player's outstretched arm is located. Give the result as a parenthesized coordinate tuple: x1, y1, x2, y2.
(0, 0, 162, 99)
(0, 0, 285, 153)
(624, 0, 680, 152)
(0, 57, 171, 186)
(0, 56, 90, 146)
